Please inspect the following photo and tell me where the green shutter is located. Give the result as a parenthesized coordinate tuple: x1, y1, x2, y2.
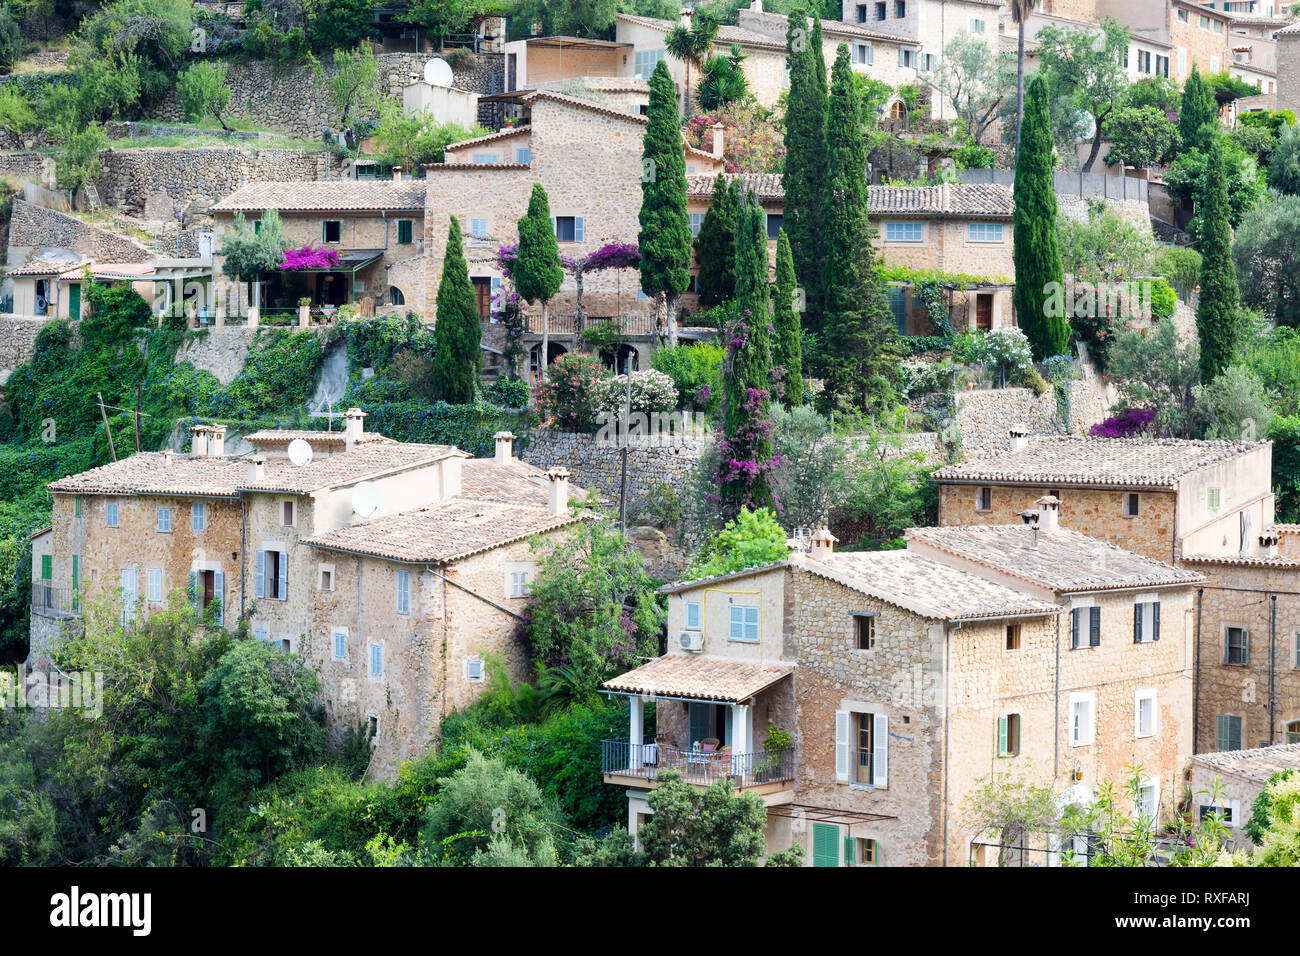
(1243, 629, 1251, 665)
(812, 823, 839, 867)
(843, 833, 855, 865)
(997, 716, 1008, 756)
(1217, 715, 1230, 752)
(40, 554, 51, 580)
(71, 555, 79, 611)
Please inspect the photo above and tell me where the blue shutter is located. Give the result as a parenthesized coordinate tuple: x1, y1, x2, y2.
(277, 552, 287, 601)
(1134, 603, 1142, 643)
(1071, 608, 1080, 648)
(1152, 602, 1160, 641)
(256, 551, 265, 599)
(574, 217, 584, 242)
(1089, 606, 1101, 647)
(213, 571, 224, 626)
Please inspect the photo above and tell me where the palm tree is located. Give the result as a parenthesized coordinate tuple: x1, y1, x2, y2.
(1010, 0, 1041, 145)
(665, 9, 721, 119)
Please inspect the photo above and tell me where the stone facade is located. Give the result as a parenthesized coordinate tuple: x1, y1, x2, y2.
(951, 374, 1117, 455)
(1186, 744, 1300, 849)
(0, 316, 45, 384)
(1280, 28, 1300, 117)
(7, 199, 153, 265)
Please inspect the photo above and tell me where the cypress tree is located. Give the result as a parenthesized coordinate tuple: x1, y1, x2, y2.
(717, 192, 776, 515)
(434, 215, 481, 403)
(772, 227, 803, 406)
(1179, 66, 1218, 154)
(694, 173, 739, 309)
(781, 5, 829, 334)
(1196, 137, 1240, 385)
(1012, 74, 1068, 361)
(639, 59, 692, 345)
(514, 183, 563, 380)
(819, 44, 897, 415)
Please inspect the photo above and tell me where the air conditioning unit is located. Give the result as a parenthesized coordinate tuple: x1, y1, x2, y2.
(678, 631, 703, 652)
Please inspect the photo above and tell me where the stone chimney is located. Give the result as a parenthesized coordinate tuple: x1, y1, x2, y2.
(392, 166, 403, 182)
(1008, 424, 1030, 452)
(161, 449, 175, 469)
(680, 7, 692, 29)
(810, 527, 838, 561)
(1020, 510, 1041, 549)
(344, 408, 367, 452)
(1036, 495, 1060, 533)
(208, 424, 227, 457)
(247, 455, 266, 483)
(494, 430, 515, 466)
(190, 425, 209, 457)
(546, 466, 571, 516)
(711, 121, 725, 159)
(1259, 531, 1280, 559)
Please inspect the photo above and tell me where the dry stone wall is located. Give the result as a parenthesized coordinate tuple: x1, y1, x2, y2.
(0, 316, 45, 383)
(0, 152, 56, 187)
(7, 199, 152, 263)
(521, 428, 708, 509)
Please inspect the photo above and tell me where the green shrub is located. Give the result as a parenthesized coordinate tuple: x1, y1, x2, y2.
(650, 342, 725, 413)
(482, 377, 531, 408)
(532, 352, 607, 433)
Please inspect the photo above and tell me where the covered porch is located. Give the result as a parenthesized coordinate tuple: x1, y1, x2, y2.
(600, 654, 796, 794)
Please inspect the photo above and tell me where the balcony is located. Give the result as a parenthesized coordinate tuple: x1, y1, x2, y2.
(602, 739, 794, 794)
(31, 584, 79, 619)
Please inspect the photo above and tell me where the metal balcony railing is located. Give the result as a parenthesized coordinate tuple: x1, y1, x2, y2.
(601, 739, 794, 789)
(31, 584, 78, 616)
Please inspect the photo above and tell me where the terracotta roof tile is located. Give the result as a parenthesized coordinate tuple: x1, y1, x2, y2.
(211, 181, 427, 212)
(602, 654, 794, 702)
(442, 126, 532, 151)
(906, 526, 1204, 593)
(686, 176, 1015, 218)
(1191, 743, 1300, 783)
(933, 437, 1266, 488)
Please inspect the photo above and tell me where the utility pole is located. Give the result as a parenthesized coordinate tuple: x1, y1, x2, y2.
(134, 384, 143, 455)
(97, 392, 118, 461)
(618, 316, 632, 533)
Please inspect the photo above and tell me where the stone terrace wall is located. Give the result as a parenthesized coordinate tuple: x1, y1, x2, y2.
(174, 327, 256, 386)
(96, 147, 339, 217)
(0, 152, 56, 188)
(954, 369, 1116, 455)
(521, 428, 709, 509)
(0, 316, 45, 383)
(1058, 195, 1153, 235)
(7, 199, 152, 263)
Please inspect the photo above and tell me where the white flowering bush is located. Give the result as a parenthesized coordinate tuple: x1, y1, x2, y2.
(984, 327, 1033, 373)
(590, 368, 679, 414)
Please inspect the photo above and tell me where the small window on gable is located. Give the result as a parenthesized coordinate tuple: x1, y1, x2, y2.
(282, 500, 296, 526)
(686, 601, 701, 629)
(729, 604, 759, 642)
(1006, 624, 1021, 650)
(976, 487, 992, 512)
(322, 220, 342, 243)
(1208, 487, 1221, 510)
(1123, 492, 1140, 517)
(855, 614, 876, 650)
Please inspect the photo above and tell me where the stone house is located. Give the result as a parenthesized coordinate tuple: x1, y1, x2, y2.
(210, 180, 428, 319)
(684, 173, 1016, 332)
(601, 497, 1201, 866)
(1097, 0, 1232, 81)
(34, 420, 587, 778)
(934, 436, 1275, 565)
(1278, 22, 1300, 116)
(1186, 742, 1300, 848)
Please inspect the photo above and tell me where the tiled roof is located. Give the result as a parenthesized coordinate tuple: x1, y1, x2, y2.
(1280, 22, 1300, 35)
(6, 259, 89, 277)
(1191, 743, 1300, 783)
(211, 181, 428, 212)
(238, 442, 461, 494)
(617, 14, 787, 51)
(906, 526, 1205, 593)
(602, 654, 794, 702)
(243, 429, 392, 447)
(802, 550, 1060, 621)
(523, 89, 649, 125)
(685, 176, 1015, 218)
(459, 456, 556, 507)
(442, 126, 532, 151)
(932, 437, 1266, 488)
(1181, 553, 1300, 569)
(302, 498, 586, 564)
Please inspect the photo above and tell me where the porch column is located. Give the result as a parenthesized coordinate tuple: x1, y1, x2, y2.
(967, 292, 977, 331)
(629, 696, 644, 770)
(298, 304, 310, 328)
(730, 702, 751, 775)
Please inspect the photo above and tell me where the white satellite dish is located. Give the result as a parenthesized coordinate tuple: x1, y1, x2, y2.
(351, 481, 380, 519)
(422, 57, 454, 87)
(287, 438, 314, 467)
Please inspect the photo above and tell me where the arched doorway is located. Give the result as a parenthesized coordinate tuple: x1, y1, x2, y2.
(599, 343, 639, 374)
(529, 342, 569, 381)
(389, 286, 405, 307)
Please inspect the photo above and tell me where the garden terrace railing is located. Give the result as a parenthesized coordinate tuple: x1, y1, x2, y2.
(31, 584, 78, 616)
(259, 308, 300, 326)
(601, 739, 794, 790)
(524, 312, 659, 337)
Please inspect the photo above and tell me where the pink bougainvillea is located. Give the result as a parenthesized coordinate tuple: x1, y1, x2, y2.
(280, 246, 342, 271)
(684, 103, 785, 174)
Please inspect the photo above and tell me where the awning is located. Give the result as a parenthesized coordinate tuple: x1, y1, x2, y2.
(766, 804, 896, 826)
(602, 655, 793, 704)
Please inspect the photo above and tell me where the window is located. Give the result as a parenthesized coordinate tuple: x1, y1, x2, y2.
(875, 1, 886, 20)
(369, 642, 383, 678)
(106, 501, 119, 528)
(885, 286, 908, 335)
(120, 568, 138, 623)
(1136, 779, 1158, 819)
(470, 217, 489, 239)
(894, 0, 905, 16)
(854, 43, 874, 66)
(686, 601, 701, 629)
(319, 567, 333, 591)
(74, 496, 81, 518)
(1295, 631, 1300, 669)
(836, 711, 888, 787)
(969, 17, 985, 33)
(885, 221, 924, 242)
(471, 152, 500, 164)
(515, 147, 531, 164)
(396, 219, 413, 244)
(508, 570, 530, 598)
(1135, 689, 1158, 738)
(367, 713, 379, 742)
(333, 629, 347, 661)
(157, 507, 171, 532)
(998, 713, 1021, 757)
(256, 550, 287, 601)
(281, 500, 295, 526)
(1156, 55, 1169, 77)
(1071, 605, 1102, 649)
(466, 658, 485, 681)
(765, 213, 784, 240)
(1224, 626, 1250, 665)
(1216, 714, 1242, 751)
(553, 216, 584, 242)
(147, 568, 163, 603)
(1123, 492, 1140, 516)
(1207, 487, 1221, 510)
(191, 501, 206, 531)
(1178, 8, 1188, 21)
(899, 48, 916, 68)
(689, 212, 704, 237)
(1133, 598, 1160, 643)
(1200, 14, 1211, 28)
(851, 837, 877, 865)
(254, 219, 263, 235)
(968, 222, 1003, 243)
(322, 220, 342, 243)
(1286, 719, 1300, 744)
(729, 604, 759, 642)
(390, 286, 404, 306)
(976, 486, 992, 512)
(921, 52, 936, 71)
(1006, 624, 1021, 650)
(856, 3, 867, 22)
(855, 614, 876, 650)
(396, 569, 410, 614)
(1069, 692, 1095, 746)
(1210, 55, 1219, 72)
(634, 48, 665, 78)
(1200, 799, 1240, 825)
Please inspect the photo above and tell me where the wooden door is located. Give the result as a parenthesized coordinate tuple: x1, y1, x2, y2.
(976, 293, 993, 330)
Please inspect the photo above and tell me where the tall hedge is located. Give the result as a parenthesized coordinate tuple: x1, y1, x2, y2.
(638, 59, 692, 344)
(772, 227, 803, 406)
